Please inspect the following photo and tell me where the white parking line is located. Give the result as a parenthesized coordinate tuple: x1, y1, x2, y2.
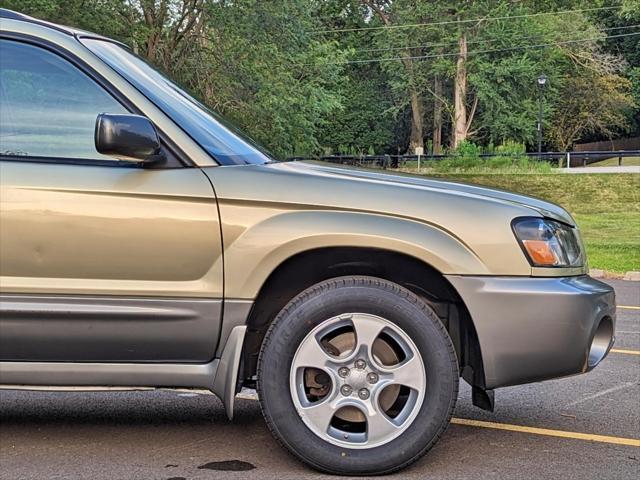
(564, 382, 637, 407)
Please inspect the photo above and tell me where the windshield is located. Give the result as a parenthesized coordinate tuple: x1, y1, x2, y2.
(81, 38, 274, 165)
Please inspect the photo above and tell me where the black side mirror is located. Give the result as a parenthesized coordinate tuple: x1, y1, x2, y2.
(95, 113, 164, 164)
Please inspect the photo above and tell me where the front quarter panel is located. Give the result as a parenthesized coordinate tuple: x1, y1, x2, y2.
(220, 206, 489, 298)
(202, 164, 539, 300)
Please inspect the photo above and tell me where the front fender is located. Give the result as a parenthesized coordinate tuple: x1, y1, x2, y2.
(221, 209, 489, 299)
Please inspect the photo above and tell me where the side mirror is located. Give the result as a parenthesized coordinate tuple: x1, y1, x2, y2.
(95, 113, 164, 164)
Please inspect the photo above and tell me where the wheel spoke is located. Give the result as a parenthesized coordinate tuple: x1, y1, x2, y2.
(352, 315, 385, 358)
(299, 398, 337, 434)
(292, 334, 334, 369)
(366, 408, 400, 444)
(387, 355, 425, 390)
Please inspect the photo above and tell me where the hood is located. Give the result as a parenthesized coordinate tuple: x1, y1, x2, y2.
(280, 161, 574, 225)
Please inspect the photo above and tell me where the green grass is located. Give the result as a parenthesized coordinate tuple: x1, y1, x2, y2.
(573, 213, 639, 273)
(587, 156, 640, 167)
(398, 157, 553, 174)
(429, 173, 640, 274)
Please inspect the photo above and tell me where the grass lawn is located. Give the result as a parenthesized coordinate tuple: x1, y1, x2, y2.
(430, 173, 640, 274)
(588, 156, 640, 167)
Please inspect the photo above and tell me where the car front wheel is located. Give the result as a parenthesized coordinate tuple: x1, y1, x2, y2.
(257, 276, 459, 475)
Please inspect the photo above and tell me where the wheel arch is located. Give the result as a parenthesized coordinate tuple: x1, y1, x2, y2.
(222, 209, 489, 302)
(240, 246, 487, 395)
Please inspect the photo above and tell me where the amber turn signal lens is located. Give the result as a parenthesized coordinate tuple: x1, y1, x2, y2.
(521, 239, 558, 266)
(512, 217, 583, 268)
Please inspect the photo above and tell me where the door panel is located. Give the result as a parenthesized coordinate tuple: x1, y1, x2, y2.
(0, 161, 223, 362)
(0, 161, 222, 296)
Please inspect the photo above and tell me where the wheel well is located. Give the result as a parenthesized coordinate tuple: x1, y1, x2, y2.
(241, 247, 486, 391)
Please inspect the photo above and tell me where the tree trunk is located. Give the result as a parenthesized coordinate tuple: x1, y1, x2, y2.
(452, 31, 468, 149)
(409, 88, 424, 153)
(362, 1, 424, 154)
(141, 0, 167, 64)
(432, 74, 443, 154)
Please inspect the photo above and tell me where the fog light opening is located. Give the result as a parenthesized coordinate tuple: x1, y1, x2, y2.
(588, 317, 613, 369)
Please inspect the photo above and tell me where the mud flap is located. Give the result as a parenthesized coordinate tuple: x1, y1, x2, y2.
(472, 385, 495, 412)
(211, 325, 247, 420)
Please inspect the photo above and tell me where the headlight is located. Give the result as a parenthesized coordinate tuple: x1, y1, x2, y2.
(512, 217, 583, 267)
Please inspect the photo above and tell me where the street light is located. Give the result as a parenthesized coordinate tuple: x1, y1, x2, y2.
(537, 74, 547, 158)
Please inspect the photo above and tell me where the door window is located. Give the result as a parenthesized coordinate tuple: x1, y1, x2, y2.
(0, 39, 127, 160)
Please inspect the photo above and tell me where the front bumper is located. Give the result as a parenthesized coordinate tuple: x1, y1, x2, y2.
(445, 275, 615, 389)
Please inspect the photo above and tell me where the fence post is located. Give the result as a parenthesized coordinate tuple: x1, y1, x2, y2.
(415, 147, 424, 173)
(619, 155, 622, 166)
(566, 152, 570, 170)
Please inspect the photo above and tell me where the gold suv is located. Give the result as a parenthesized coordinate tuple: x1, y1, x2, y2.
(0, 10, 616, 475)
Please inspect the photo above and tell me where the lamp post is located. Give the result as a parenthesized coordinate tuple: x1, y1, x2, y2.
(537, 74, 547, 159)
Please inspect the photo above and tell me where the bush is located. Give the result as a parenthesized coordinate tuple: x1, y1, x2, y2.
(427, 140, 552, 173)
(495, 140, 526, 156)
(432, 141, 482, 171)
(455, 140, 483, 159)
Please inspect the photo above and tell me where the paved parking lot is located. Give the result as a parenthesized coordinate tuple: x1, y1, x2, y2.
(1, 280, 638, 480)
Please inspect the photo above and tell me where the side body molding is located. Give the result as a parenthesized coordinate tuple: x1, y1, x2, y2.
(0, 295, 252, 419)
(0, 295, 223, 362)
(0, 326, 248, 420)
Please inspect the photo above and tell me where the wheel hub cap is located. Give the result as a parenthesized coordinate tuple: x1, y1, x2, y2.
(289, 313, 426, 449)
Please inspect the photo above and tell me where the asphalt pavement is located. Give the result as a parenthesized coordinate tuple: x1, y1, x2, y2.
(1, 280, 638, 480)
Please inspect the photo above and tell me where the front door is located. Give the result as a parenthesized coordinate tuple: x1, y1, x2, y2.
(0, 38, 223, 362)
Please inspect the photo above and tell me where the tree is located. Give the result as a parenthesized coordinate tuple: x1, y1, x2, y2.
(362, 0, 426, 153)
(189, 0, 345, 157)
(453, 29, 469, 148)
(317, 64, 396, 154)
(597, 0, 640, 137)
(134, 0, 206, 69)
(0, 0, 127, 39)
(548, 74, 636, 150)
(2, 0, 637, 155)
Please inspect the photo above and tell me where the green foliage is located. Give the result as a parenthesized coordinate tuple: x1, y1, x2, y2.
(317, 65, 395, 154)
(428, 156, 552, 174)
(495, 141, 526, 155)
(2, 0, 637, 155)
(549, 74, 636, 151)
(187, 0, 346, 158)
(0, 0, 129, 40)
(628, 67, 640, 135)
(420, 140, 551, 173)
(632, 67, 640, 105)
(454, 140, 483, 159)
(494, 140, 528, 163)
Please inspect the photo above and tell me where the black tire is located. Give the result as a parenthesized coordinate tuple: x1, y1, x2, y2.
(257, 276, 459, 475)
